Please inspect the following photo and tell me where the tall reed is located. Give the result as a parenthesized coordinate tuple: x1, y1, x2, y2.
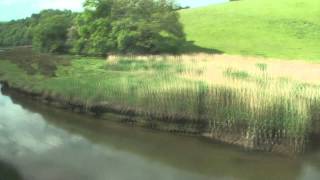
(1, 53, 319, 153)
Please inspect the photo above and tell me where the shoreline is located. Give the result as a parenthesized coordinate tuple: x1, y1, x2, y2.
(0, 80, 305, 155)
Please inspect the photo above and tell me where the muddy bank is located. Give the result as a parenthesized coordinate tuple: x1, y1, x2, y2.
(0, 80, 310, 155)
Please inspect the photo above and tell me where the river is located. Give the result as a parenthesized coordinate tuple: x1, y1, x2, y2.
(0, 84, 320, 180)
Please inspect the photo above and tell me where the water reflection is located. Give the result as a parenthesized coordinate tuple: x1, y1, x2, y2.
(1, 85, 320, 180)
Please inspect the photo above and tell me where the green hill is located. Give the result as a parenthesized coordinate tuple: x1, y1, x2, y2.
(180, 0, 320, 60)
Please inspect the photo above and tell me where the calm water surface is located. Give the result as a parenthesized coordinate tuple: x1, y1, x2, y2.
(0, 85, 320, 180)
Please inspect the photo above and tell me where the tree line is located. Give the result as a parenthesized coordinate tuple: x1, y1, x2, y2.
(0, 0, 186, 55)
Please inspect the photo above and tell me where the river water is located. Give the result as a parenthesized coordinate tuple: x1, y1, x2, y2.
(0, 85, 320, 180)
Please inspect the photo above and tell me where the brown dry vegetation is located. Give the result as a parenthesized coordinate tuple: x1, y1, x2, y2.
(108, 53, 320, 84)
(1, 49, 320, 154)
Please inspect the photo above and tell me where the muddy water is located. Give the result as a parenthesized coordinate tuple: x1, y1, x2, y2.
(0, 85, 320, 180)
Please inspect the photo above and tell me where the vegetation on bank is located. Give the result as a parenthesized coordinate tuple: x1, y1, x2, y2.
(180, 0, 320, 60)
(1, 48, 319, 153)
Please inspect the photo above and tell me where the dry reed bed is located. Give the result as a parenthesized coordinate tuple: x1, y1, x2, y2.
(1, 52, 319, 153)
(104, 54, 320, 153)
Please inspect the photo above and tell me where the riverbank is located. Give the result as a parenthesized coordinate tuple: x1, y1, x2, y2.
(0, 82, 251, 151)
(1, 48, 320, 155)
(4, 85, 319, 180)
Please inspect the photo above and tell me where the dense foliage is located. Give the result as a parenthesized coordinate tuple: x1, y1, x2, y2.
(32, 10, 75, 53)
(71, 0, 185, 55)
(0, 19, 33, 46)
(0, 10, 75, 53)
(0, 0, 186, 55)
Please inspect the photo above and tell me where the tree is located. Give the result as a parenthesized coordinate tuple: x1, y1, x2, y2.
(32, 10, 75, 53)
(0, 19, 33, 46)
(0, 10, 76, 53)
(71, 0, 186, 55)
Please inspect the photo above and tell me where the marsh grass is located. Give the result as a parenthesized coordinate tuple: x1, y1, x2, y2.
(223, 68, 251, 80)
(0, 47, 70, 77)
(1, 51, 319, 153)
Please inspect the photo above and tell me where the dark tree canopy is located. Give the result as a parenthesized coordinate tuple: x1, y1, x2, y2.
(71, 0, 186, 55)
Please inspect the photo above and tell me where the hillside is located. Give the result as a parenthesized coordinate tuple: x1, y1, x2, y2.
(180, 0, 320, 60)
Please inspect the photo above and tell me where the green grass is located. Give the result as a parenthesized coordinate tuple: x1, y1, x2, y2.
(1, 49, 320, 153)
(180, 0, 320, 60)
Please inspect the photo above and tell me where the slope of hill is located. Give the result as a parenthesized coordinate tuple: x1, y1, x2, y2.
(180, 0, 320, 60)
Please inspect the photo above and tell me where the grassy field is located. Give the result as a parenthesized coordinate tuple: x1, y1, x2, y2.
(1, 48, 320, 153)
(180, 0, 320, 60)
